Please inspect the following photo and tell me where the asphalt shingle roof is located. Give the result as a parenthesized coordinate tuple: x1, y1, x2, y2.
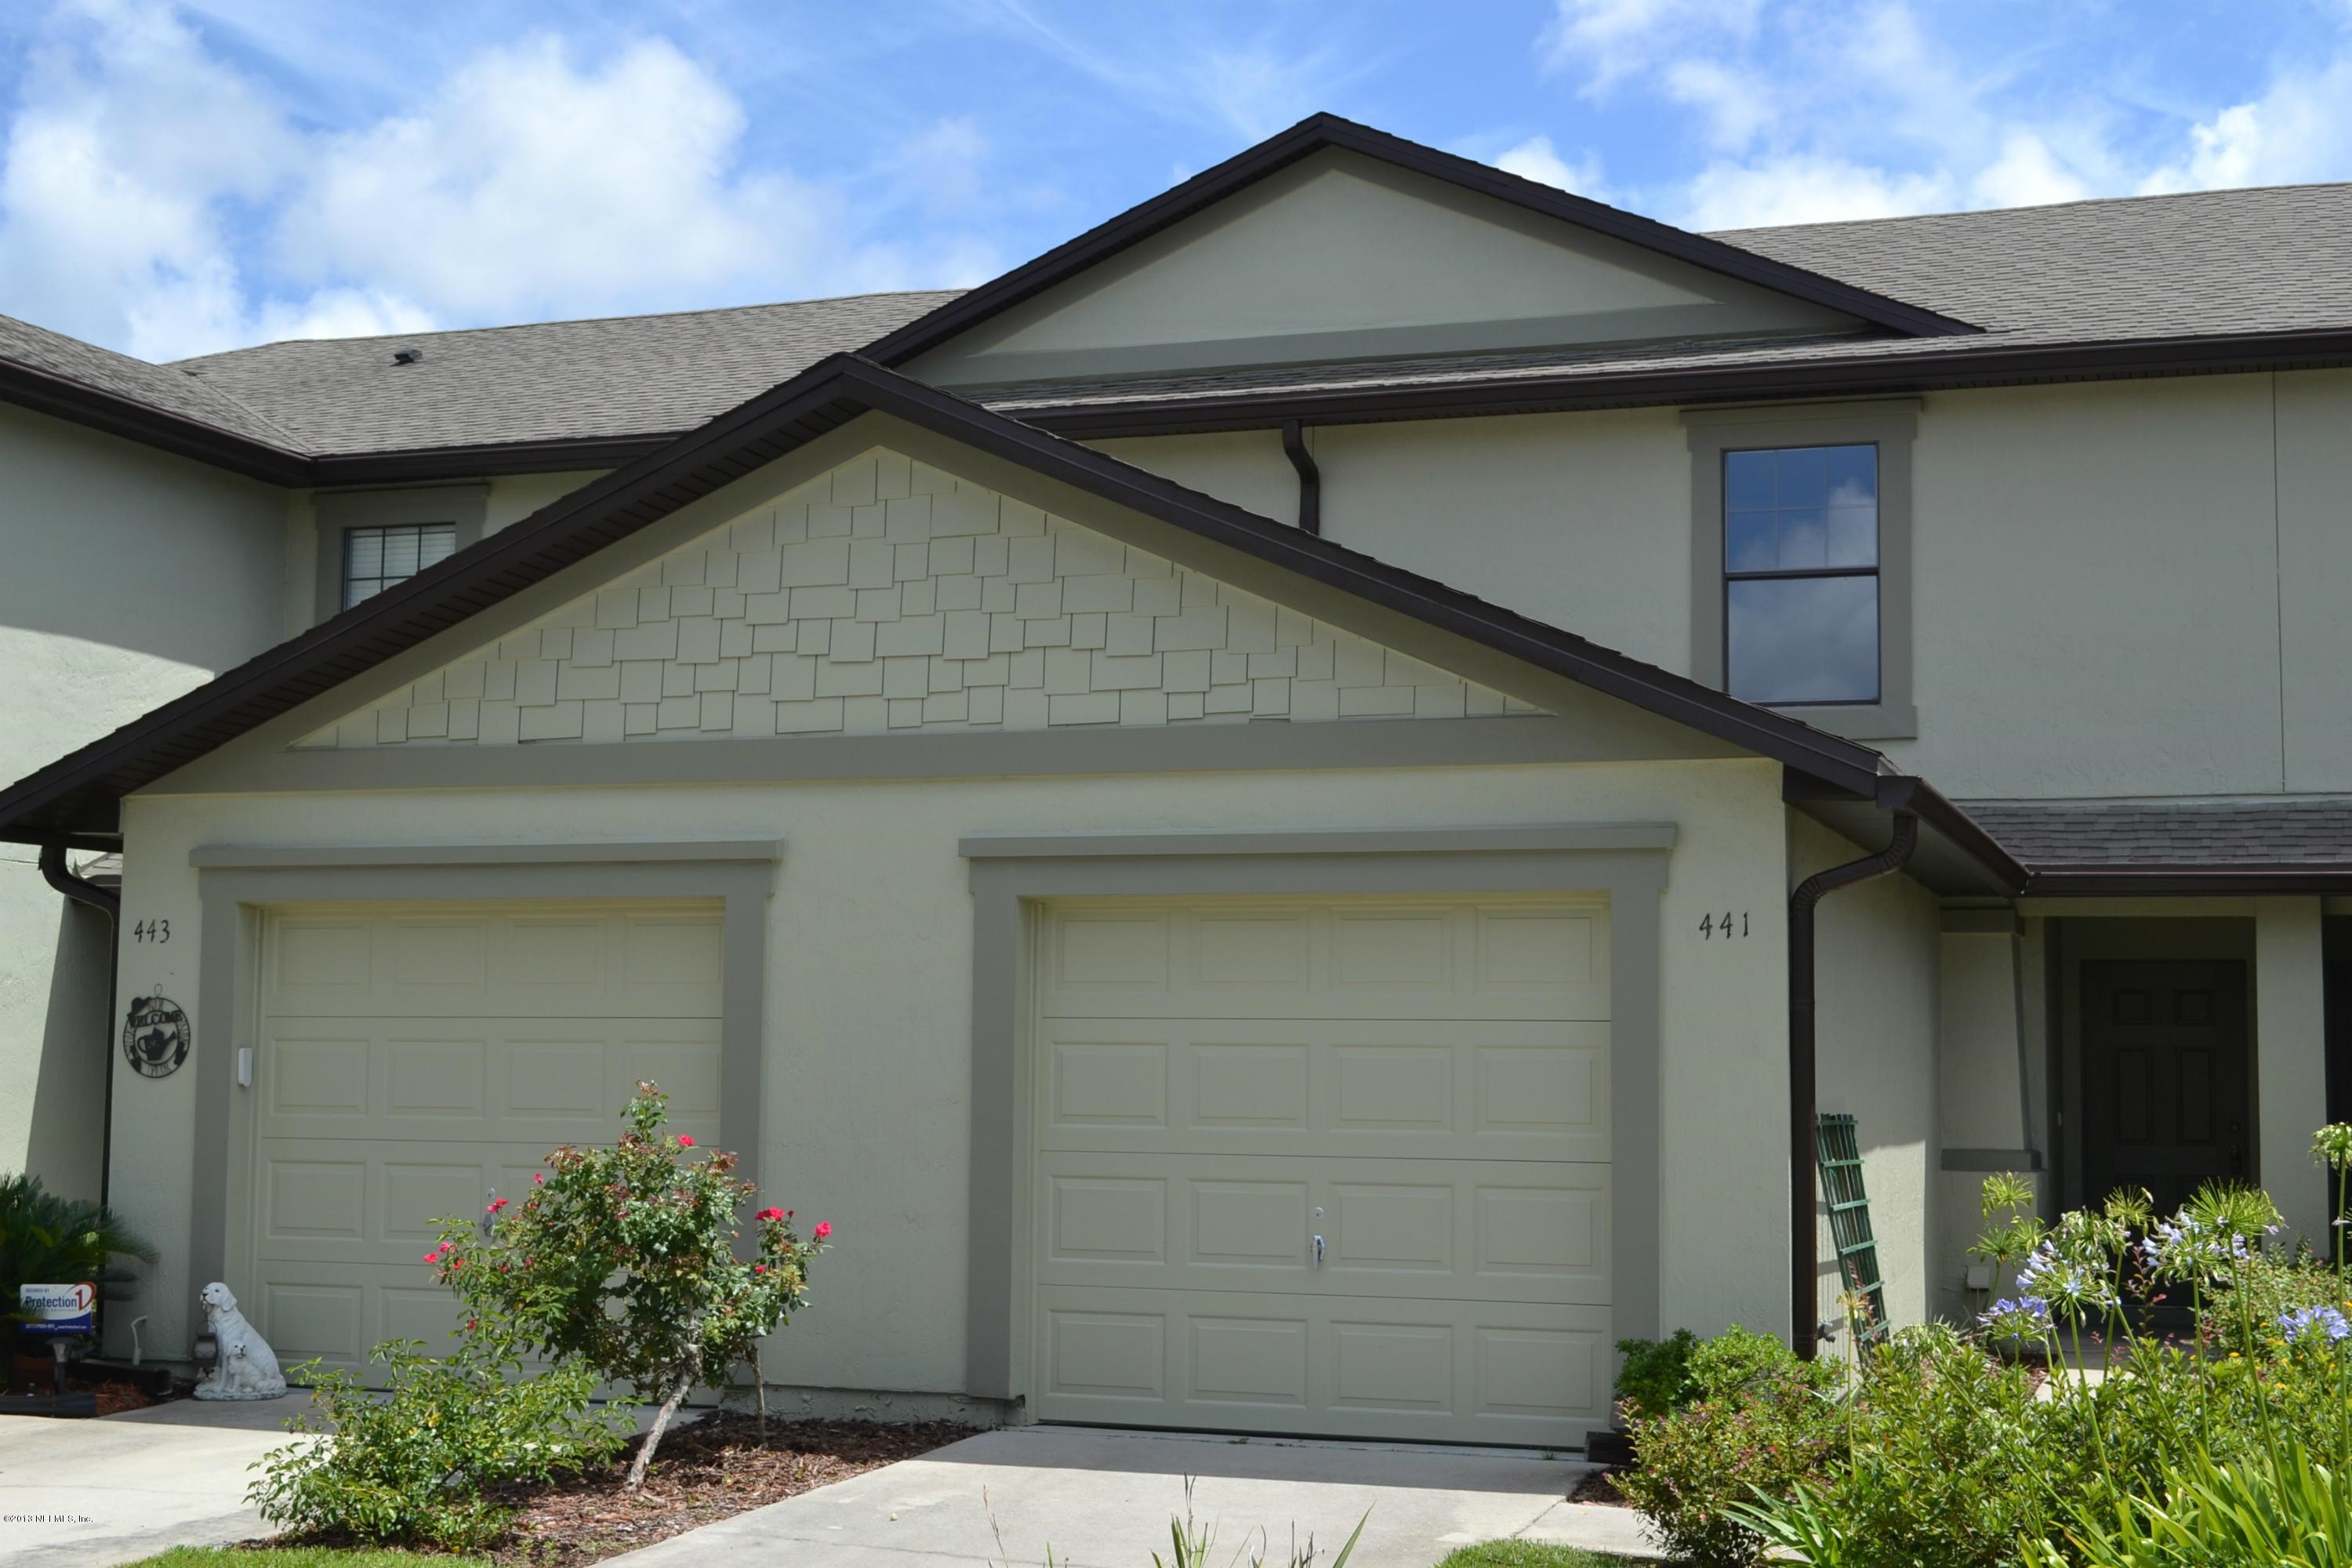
(169, 290, 961, 457)
(1963, 800, 2352, 868)
(0, 313, 305, 451)
(12, 180, 2352, 459)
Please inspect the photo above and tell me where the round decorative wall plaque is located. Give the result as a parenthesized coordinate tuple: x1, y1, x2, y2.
(122, 993, 192, 1079)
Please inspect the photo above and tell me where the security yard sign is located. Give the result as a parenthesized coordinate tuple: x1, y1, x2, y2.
(19, 1283, 96, 1337)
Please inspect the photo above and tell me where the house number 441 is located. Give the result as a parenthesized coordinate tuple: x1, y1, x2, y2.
(1698, 910, 1749, 939)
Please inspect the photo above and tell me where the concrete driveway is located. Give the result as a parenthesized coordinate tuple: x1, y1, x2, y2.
(614, 1425, 1660, 1566)
(0, 1397, 321, 1568)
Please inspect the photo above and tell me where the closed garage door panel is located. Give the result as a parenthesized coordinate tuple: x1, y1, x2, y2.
(247, 903, 724, 1375)
(1031, 898, 1611, 1446)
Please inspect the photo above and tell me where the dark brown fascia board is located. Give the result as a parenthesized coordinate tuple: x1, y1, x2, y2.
(0, 353, 1895, 847)
(856, 111, 1978, 374)
(0, 356, 308, 484)
(2023, 866, 2352, 896)
(1006, 325, 2352, 440)
(308, 435, 674, 487)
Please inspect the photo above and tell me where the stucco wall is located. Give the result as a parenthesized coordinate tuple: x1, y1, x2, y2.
(1793, 811, 1941, 1337)
(0, 401, 287, 1200)
(111, 752, 1794, 1381)
(1105, 370, 2352, 803)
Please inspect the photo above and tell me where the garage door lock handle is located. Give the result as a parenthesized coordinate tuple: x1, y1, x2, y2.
(1312, 1234, 1325, 1269)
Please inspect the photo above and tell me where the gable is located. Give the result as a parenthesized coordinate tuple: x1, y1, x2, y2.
(302, 445, 1534, 751)
(911, 150, 1867, 387)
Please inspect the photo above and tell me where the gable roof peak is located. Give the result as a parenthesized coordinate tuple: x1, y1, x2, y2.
(860, 112, 1980, 373)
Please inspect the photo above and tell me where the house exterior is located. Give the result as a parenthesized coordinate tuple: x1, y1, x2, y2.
(4, 114, 2350, 1447)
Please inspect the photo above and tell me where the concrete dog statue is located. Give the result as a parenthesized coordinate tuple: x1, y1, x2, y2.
(193, 1282, 287, 1400)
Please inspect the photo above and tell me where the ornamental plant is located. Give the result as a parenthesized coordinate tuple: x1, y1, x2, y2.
(424, 1082, 831, 1488)
(248, 1333, 629, 1550)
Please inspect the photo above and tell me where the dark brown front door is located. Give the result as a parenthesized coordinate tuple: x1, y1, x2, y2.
(2082, 960, 2251, 1216)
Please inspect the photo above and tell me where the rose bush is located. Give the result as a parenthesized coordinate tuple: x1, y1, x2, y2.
(423, 1081, 830, 1487)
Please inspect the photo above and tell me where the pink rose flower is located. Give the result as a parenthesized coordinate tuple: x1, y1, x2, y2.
(757, 1207, 784, 1222)
(813, 1221, 833, 1241)
(487, 1196, 509, 1214)
(678, 1136, 695, 1147)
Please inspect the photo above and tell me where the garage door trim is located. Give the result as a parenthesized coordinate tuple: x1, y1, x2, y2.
(962, 826, 1669, 1411)
(191, 846, 781, 1305)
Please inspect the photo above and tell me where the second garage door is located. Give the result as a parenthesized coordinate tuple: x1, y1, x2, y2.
(244, 900, 726, 1375)
(1030, 895, 1611, 1446)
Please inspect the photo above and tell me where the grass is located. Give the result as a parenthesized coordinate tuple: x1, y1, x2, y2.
(1432, 1544, 1643, 1568)
(119, 1550, 492, 1567)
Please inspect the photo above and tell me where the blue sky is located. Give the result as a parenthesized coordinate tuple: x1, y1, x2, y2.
(2, 0, 2347, 362)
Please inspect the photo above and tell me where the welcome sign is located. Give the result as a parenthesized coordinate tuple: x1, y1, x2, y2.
(18, 1282, 96, 1337)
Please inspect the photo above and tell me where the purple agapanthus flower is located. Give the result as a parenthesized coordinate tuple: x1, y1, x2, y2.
(2279, 1305, 2352, 1345)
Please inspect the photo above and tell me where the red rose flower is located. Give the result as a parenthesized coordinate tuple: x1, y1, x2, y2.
(813, 1221, 833, 1240)
(487, 1196, 509, 1214)
(678, 1136, 695, 1147)
(757, 1207, 784, 1222)
(753, 1264, 768, 1275)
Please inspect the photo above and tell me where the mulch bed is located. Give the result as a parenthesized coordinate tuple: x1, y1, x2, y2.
(1568, 1467, 1630, 1507)
(262, 1414, 968, 1566)
(493, 1414, 966, 1565)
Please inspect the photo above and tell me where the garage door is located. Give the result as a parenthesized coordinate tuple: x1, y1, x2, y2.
(246, 901, 725, 1374)
(1030, 896, 1610, 1446)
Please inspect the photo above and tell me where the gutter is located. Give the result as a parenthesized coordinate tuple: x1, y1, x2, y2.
(38, 842, 119, 1214)
(1787, 782, 1921, 1358)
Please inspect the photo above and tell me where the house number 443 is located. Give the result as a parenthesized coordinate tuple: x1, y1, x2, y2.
(1698, 910, 1749, 939)
(132, 918, 171, 943)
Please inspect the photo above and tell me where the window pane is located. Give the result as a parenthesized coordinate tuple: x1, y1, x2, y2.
(1774, 508, 1828, 570)
(1725, 449, 1776, 512)
(1773, 446, 1828, 507)
(343, 527, 384, 579)
(1825, 505, 1877, 568)
(419, 523, 458, 568)
(1726, 575, 1879, 705)
(1823, 445, 1877, 510)
(1726, 510, 1777, 572)
(381, 528, 422, 578)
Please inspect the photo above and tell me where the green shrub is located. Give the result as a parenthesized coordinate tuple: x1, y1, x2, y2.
(247, 1335, 630, 1552)
(0, 1173, 153, 1319)
(423, 1081, 829, 1487)
(2036, 1445, 2352, 1568)
(1613, 1332, 1838, 1568)
(1612, 1328, 1697, 1423)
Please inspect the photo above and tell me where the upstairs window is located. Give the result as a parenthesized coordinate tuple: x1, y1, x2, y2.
(1722, 443, 1879, 706)
(1683, 403, 1917, 740)
(342, 521, 458, 609)
(312, 485, 487, 625)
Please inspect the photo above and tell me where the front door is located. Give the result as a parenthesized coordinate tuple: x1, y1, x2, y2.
(2081, 960, 2250, 1216)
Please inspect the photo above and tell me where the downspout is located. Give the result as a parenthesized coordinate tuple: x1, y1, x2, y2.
(1280, 420, 1321, 535)
(40, 841, 119, 1212)
(1788, 805, 1917, 1358)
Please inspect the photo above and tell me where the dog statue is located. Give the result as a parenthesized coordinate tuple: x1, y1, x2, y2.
(192, 1282, 287, 1400)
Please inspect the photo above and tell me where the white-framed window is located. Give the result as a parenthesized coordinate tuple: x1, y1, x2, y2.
(340, 521, 459, 609)
(311, 485, 488, 622)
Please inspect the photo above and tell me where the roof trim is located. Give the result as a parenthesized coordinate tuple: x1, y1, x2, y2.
(0, 354, 1894, 846)
(2023, 866, 2352, 896)
(858, 113, 1980, 372)
(0, 354, 308, 485)
(1006, 325, 2352, 439)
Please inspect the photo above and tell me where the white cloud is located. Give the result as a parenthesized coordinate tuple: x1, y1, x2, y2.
(0, 0, 296, 358)
(1680, 154, 1955, 230)
(1970, 131, 2091, 209)
(273, 35, 858, 324)
(2139, 56, 2352, 194)
(1495, 135, 1606, 198)
(0, 5, 1007, 360)
(1539, 0, 1762, 87)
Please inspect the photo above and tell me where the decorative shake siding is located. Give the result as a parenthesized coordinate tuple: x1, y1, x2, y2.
(307, 447, 1533, 750)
